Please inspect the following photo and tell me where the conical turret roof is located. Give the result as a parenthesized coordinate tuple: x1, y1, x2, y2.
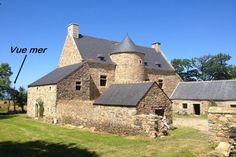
(111, 35, 144, 54)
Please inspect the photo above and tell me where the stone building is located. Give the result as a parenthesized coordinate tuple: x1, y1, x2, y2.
(208, 107, 236, 145)
(27, 23, 181, 136)
(171, 80, 236, 115)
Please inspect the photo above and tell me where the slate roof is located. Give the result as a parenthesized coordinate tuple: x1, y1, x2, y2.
(94, 82, 155, 106)
(170, 80, 236, 101)
(74, 34, 174, 70)
(111, 35, 143, 54)
(28, 63, 84, 87)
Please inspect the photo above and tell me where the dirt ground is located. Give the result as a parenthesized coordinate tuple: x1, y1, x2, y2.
(173, 117, 208, 133)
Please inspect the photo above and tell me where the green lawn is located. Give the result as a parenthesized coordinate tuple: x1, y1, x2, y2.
(0, 114, 209, 157)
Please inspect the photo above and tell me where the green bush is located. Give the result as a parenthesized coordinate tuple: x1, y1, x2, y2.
(208, 100, 217, 107)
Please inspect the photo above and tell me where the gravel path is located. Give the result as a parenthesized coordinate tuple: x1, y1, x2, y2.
(173, 118, 208, 133)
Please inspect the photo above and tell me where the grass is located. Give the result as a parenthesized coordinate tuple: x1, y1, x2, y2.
(0, 114, 209, 157)
(0, 108, 7, 113)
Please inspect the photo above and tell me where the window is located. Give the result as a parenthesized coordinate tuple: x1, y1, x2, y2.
(49, 86, 51, 91)
(158, 79, 163, 88)
(155, 109, 164, 117)
(75, 81, 81, 90)
(182, 103, 188, 109)
(231, 104, 236, 108)
(139, 59, 142, 64)
(155, 62, 161, 68)
(144, 62, 148, 66)
(100, 75, 107, 86)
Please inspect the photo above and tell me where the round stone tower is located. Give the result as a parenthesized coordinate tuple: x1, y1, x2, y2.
(110, 35, 146, 83)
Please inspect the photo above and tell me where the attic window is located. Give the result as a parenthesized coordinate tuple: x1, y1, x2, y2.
(158, 79, 163, 88)
(155, 62, 161, 67)
(100, 75, 107, 86)
(144, 62, 148, 66)
(75, 81, 81, 91)
(97, 54, 105, 61)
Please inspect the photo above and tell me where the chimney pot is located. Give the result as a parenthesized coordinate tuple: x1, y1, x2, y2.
(68, 23, 79, 38)
(151, 42, 161, 52)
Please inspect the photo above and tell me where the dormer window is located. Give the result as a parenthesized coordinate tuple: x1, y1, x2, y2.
(97, 54, 105, 61)
(155, 62, 161, 68)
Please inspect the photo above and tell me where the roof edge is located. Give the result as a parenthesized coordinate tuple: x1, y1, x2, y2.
(28, 62, 86, 87)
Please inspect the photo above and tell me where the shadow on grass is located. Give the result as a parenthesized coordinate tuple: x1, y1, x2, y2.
(0, 114, 17, 120)
(0, 140, 99, 157)
(0, 111, 27, 119)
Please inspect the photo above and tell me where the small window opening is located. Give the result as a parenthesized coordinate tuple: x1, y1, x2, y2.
(139, 59, 142, 64)
(155, 109, 164, 117)
(158, 79, 163, 88)
(100, 75, 107, 86)
(144, 62, 148, 66)
(49, 86, 51, 91)
(182, 103, 188, 109)
(231, 104, 236, 108)
(76, 81, 81, 90)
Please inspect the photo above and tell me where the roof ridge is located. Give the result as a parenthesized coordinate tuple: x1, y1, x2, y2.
(81, 34, 156, 51)
(80, 34, 118, 43)
(111, 81, 154, 85)
(180, 79, 236, 84)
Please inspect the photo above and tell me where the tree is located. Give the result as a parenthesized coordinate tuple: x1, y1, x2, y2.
(229, 66, 236, 79)
(171, 58, 199, 81)
(171, 53, 235, 81)
(16, 87, 27, 112)
(0, 63, 13, 99)
(194, 53, 232, 80)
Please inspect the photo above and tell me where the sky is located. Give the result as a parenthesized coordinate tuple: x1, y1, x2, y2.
(0, 0, 236, 89)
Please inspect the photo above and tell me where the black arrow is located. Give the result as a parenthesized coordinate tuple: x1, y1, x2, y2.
(14, 55, 27, 84)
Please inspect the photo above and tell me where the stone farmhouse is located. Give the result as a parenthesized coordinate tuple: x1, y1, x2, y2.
(171, 80, 236, 115)
(27, 23, 181, 136)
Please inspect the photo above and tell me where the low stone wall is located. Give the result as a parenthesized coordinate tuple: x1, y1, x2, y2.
(56, 100, 161, 137)
(208, 107, 236, 145)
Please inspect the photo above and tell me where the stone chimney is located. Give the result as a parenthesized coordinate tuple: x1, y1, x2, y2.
(151, 42, 161, 52)
(68, 23, 79, 38)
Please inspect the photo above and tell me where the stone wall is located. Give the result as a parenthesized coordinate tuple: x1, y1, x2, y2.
(57, 63, 91, 100)
(208, 107, 236, 145)
(27, 85, 57, 118)
(215, 101, 236, 108)
(56, 100, 161, 137)
(137, 83, 173, 124)
(147, 68, 182, 97)
(88, 62, 116, 96)
(173, 100, 236, 115)
(58, 35, 82, 67)
(110, 52, 146, 83)
(172, 100, 209, 115)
